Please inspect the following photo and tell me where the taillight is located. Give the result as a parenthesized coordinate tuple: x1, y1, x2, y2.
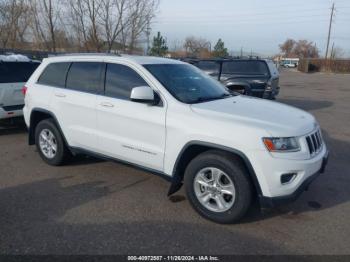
(22, 86, 28, 96)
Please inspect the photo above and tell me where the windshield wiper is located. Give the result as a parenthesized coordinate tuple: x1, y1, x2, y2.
(191, 93, 232, 104)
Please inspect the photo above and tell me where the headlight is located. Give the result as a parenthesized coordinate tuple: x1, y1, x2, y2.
(263, 137, 300, 152)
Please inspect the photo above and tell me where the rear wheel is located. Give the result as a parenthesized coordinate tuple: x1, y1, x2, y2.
(184, 150, 252, 224)
(35, 119, 70, 166)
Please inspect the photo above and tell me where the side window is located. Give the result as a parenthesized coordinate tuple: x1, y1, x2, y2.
(105, 63, 148, 100)
(66, 62, 103, 93)
(38, 62, 71, 87)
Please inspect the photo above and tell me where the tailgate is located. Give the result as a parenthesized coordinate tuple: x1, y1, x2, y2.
(0, 82, 25, 107)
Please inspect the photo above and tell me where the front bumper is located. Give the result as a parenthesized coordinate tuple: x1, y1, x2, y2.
(259, 150, 329, 208)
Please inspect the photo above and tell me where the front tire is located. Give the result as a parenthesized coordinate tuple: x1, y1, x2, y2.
(184, 150, 252, 224)
(35, 119, 70, 166)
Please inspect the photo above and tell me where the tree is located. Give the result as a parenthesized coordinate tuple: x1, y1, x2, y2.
(279, 38, 319, 58)
(212, 38, 228, 57)
(293, 40, 319, 58)
(31, 0, 63, 52)
(149, 31, 168, 56)
(183, 36, 210, 58)
(98, 0, 129, 52)
(279, 38, 296, 57)
(126, 0, 158, 54)
(0, 0, 30, 49)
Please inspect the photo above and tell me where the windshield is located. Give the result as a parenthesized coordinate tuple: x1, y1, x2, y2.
(222, 61, 269, 75)
(144, 64, 232, 104)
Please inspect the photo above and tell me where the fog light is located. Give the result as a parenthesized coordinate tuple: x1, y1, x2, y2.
(281, 173, 297, 184)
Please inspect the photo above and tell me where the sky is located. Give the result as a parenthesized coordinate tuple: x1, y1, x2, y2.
(152, 0, 350, 57)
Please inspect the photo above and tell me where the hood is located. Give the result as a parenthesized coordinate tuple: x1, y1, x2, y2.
(190, 96, 316, 137)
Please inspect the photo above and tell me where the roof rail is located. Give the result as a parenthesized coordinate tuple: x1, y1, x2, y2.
(49, 52, 121, 57)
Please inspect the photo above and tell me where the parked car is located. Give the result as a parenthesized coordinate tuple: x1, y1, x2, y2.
(23, 54, 328, 223)
(186, 58, 280, 99)
(282, 62, 297, 68)
(0, 55, 40, 120)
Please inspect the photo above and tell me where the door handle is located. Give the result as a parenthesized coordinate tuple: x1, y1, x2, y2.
(100, 102, 114, 108)
(55, 93, 66, 98)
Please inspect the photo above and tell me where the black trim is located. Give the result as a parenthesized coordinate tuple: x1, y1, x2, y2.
(70, 147, 172, 183)
(2, 104, 24, 111)
(259, 151, 329, 208)
(28, 108, 70, 148)
(170, 141, 263, 196)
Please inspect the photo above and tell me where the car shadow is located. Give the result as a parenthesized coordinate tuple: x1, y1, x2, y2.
(0, 118, 27, 136)
(277, 98, 333, 111)
(0, 176, 283, 254)
(239, 130, 350, 223)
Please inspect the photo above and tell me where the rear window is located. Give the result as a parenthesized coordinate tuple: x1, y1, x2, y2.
(196, 61, 220, 73)
(38, 62, 71, 87)
(222, 61, 269, 75)
(0, 62, 40, 83)
(66, 62, 103, 94)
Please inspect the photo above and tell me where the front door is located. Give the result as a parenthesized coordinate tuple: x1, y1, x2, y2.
(96, 63, 166, 171)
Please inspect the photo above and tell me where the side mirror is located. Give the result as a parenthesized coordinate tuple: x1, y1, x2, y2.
(130, 86, 155, 104)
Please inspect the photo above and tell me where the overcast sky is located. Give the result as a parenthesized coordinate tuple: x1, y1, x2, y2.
(152, 0, 350, 57)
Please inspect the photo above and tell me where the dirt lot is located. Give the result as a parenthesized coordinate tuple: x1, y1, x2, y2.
(0, 69, 349, 255)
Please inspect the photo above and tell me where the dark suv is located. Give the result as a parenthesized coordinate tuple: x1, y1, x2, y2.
(186, 58, 280, 99)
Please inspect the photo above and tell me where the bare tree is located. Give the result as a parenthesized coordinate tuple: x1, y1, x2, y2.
(183, 36, 211, 58)
(293, 40, 319, 58)
(0, 0, 30, 49)
(279, 38, 319, 58)
(31, 0, 62, 51)
(68, 0, 104, 51)
(98, 0, 128, 52)
(279, 38, 296, 57)
(126, 0, 158, 54)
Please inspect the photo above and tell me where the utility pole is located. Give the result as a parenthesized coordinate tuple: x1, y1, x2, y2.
(325, 2, 335, 59)
(330, 42, 335, 58)
(146, 20, 151, 55)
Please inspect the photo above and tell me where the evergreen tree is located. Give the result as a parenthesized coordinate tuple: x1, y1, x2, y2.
(149, 32, 168, 56)
(212, 38, 229, 57)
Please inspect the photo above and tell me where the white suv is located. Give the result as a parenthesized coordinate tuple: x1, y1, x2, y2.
(23, 54, 328, 223)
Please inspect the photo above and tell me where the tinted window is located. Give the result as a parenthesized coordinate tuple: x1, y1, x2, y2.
(66, 62, 103, 93)
(267, 60, 279, 77)
(145, 64, 231, 104)
(196, 61, 220, 74)
(0, 62, 40, 83)
(105, 64, 148, 100)
(222, 61, 269, 75)
(38, 62, 70, 87)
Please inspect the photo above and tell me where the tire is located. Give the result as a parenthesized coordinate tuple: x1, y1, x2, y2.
(35, 118, 70, 166)
(184, 150, 252, 224)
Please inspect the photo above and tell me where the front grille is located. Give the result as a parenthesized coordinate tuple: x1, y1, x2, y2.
(306, 130, 323, 156)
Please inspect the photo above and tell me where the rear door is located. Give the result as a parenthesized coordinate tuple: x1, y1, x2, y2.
(48, 61, 104, 150)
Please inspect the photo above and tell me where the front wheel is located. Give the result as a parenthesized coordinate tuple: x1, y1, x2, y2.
(184, 150, 252, 224)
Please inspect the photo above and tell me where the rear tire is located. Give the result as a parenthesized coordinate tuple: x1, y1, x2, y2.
(35, 118, 70, 166)
(184, 150, 252, 224)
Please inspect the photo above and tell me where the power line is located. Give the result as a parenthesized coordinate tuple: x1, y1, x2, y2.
(157, 8, 333, 21)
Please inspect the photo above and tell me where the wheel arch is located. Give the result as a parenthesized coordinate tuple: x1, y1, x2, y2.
(28, 108, 69, 148)
(168, 141, 262, 197)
